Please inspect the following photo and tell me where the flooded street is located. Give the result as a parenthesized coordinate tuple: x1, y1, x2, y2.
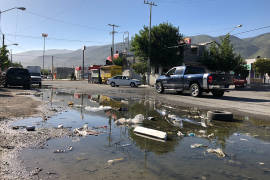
(14, 88, 270, 180)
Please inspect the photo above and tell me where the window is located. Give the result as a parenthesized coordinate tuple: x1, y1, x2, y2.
(114, 76, 122, 79)
(175, 68, 184, 75)
(185, 67, 205, 74)
(167, 68, 176, 76)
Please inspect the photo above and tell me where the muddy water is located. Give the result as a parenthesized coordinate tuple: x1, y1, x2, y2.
(15, 89, 270, 179)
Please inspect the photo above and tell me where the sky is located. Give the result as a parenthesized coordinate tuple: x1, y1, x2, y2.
(0, 0, 270, 53)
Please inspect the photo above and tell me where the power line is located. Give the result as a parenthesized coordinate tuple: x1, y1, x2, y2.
(5, 33, 110, 44)
(26, 11, 110, 32)
(232, 25, 270, 36)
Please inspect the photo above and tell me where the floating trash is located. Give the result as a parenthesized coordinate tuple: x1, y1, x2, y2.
(206, 148, 226, 158)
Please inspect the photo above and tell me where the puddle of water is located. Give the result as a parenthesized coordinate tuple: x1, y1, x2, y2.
(15, 89, 270, 180)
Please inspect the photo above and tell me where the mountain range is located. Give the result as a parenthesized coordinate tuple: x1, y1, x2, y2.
(14, 32, 270, 68)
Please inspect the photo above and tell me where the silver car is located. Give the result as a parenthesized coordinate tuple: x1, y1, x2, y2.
(107, 75, 141, 87)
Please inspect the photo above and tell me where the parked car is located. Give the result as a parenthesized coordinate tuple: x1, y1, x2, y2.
(2, 67, 31, 89)
(26, 66, 42, 87)
(155, 66, 234, 97)
(107, 75, 141, 87)
(233, 77, 247, 88)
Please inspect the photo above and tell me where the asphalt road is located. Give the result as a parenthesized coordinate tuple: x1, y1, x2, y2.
(43, 80, 270, 119)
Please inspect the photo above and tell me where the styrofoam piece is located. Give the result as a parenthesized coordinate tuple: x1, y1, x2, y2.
(85, 105, 112, 112)
(134, 133, 166, 142)
(134, 126, 167, 140)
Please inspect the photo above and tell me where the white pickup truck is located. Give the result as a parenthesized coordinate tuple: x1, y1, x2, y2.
(26, 66, 42, 87)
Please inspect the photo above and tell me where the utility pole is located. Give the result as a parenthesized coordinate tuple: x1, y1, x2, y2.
(42, 33, 48, 72)
(144, 0, 157, 85)
(10, 49, 12, 63)
(51, 56, 54, 80)
(108, 24, 119, 61)
(2, 34, 5, 47)
(82, 45, 86, 80)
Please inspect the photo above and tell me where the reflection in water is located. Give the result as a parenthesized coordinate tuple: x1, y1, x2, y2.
(17, 89, 270, 180)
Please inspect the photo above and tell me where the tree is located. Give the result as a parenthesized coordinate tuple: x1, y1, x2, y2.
(201, 34, 247, 75)
(0, 45, 10, 71)
(10, 62, 23, 68)
(253, 58, 270, 76)
(113, 56, 124, 66)
(131, 22, 184, 68)
(132, 61, 147, 75)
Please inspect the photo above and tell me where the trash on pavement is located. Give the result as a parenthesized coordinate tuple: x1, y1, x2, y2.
(68, 101, 74, 106)
(26, 126, 36, 131)
(107, 157, 124, 165)
(190, 144, 208, 149)
(134, 126, 167, 140)
(206, 148, 226, 158)
(85, 105, 112, 112)
(57, 124, 64, 129)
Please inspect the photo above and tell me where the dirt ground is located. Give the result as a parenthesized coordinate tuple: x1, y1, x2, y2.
(0, 88, 72, 179)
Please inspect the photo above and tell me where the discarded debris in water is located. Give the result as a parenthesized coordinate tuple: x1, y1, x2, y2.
(188, 133, 195, 137)
(134, 126, 167, 140)
(85, 105, 112, 112)
(190, 144, 208, 149)
(73, 128, 100, 136)
(147, 117, 155, 121)
(115, 114, 144, 125)
(206, 148, 226, 158)
(177, 131, 185, 136)
(54, 146, 73, 153)
(107, 157, 124, 165)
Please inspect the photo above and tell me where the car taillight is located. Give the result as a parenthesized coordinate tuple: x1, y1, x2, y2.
(208, 75, 213, 84)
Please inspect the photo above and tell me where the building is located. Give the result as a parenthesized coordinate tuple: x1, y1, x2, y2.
(148, 41, 206, 85)
(54, 67, 74, 79)
(246, 58, 270, 84)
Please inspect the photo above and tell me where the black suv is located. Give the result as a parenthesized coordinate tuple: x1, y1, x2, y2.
(3, 68, 31, 89)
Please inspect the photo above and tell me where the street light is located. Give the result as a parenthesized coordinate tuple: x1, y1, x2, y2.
(42, 33, 48, 72)
(0, 7, 26, 47)
(6, 43, 19, 63)
(228, 24, 243, 34)
(0, 7, 26, 14)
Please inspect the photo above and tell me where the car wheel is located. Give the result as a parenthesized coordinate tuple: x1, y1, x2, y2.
(110, 82, 115, 87)
(207, 110, 233, 121)
(130, 82, 135, 87)
(211, 90, 224, 97)
(156, 82, 164, 93)
(24, 84, 31, 90)
(190, 83, 201, 97)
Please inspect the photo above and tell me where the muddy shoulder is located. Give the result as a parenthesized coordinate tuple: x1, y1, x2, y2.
(0, 88, 72, 179)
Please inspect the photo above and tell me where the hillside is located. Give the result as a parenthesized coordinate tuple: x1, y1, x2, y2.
(14, 32, 270, 68)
